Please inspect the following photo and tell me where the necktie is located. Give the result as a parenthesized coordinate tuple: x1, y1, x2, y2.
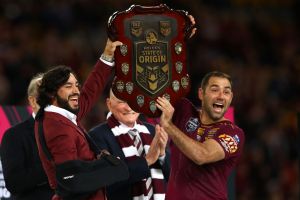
(128, 129, 153, 199)
(128, 129, 144, 156)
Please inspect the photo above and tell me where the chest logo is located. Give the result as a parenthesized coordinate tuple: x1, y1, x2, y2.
(185, 117, 199, 132)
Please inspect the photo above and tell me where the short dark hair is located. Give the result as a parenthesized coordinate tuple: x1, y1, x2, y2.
(37, 65, 76, 108)
(201, 71, 232, 91)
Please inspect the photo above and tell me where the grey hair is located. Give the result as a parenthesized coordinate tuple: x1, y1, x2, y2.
(27, 73, 43, 97)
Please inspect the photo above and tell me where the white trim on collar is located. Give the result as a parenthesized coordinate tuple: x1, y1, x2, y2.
(44, 105, 77, 125)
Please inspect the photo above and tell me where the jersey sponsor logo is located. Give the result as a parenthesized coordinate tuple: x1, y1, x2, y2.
(207, 128, 219, 139)
(218, 134, 239, 154)
(185, 117, 199, 132)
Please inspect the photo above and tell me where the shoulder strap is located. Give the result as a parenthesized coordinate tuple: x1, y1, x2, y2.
(38, 120, 53, 161)
(78, 124, 108, 156)
(83, 132, 102, 155)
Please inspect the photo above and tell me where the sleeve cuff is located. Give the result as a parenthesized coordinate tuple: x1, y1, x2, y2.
(99, 57, 115, 67)
(158, 154, 166, 165)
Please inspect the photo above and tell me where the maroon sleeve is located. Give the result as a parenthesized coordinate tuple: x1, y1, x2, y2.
(213, 123, 245, 159)
(172, 98, 199, 133)
(172, 98, 186, 125)
(77, 60, 113, 120)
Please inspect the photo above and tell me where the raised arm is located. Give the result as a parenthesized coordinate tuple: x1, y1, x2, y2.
(78, 39, 123, 119)
(156, 97, 225, 165)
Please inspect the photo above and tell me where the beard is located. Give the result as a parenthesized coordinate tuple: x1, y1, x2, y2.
(56, 94, 79, 115)
(206, 108, 224, 122)
(202, 100, 226, 122)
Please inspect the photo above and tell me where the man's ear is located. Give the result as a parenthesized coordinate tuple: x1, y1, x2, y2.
(106, 98, 111, 110)
(198, 88, 204, 101)
(28, 96, 35, 108)
(28, 96, 39, 113)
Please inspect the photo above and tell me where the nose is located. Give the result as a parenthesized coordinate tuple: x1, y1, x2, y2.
(73, 85, 80, 94)
(217, 90, 225, 99)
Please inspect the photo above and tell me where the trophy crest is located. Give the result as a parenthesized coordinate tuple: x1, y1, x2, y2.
(108, 4, 194, 117)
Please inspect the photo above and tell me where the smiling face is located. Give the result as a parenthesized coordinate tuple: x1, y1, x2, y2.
(53, 73, 80, 114)
(199, 76, 233, 124)
(107, 90, 139, 127)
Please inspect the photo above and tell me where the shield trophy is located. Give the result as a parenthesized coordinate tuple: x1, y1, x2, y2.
(108, 4, 194, 118)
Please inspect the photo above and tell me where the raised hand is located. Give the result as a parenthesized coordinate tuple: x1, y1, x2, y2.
(188, 15, 197, 38)
(155, 124, 168, 157)
(145, 129, 161, 166)
(102, 38, 123, 58)
(156, 97, 175, 129)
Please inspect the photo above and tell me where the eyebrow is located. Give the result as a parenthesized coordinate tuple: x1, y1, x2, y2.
(210, 84, 232, 89)
(65, 80, 79, 85)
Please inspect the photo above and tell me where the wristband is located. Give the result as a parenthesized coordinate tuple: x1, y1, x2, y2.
(100, 54, 114, 63)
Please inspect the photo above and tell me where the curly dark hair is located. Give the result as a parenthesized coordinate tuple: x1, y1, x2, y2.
(37, 65, 76, 109)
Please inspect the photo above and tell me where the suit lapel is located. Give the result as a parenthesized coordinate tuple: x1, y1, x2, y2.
(104, 123, 127, 159)
(25, 116, 35, 131)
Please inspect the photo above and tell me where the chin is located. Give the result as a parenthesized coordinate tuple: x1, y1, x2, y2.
(69, 107, 79, 114)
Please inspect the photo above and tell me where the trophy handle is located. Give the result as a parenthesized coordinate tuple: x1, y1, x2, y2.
(129, 4, 169, 14)
(107, 12, 118, 41)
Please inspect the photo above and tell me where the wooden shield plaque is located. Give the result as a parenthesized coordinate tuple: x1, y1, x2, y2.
(108, 4, 194, 117)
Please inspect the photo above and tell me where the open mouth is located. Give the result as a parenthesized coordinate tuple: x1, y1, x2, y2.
(213, 102, 224, 112)
(69, 96, 79, 104)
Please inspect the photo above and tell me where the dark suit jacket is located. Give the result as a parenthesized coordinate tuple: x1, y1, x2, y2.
(88, 122, 170, 200)
(0, 117, 54, 200)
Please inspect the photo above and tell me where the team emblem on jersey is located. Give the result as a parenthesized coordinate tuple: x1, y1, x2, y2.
(197, 127, 205, 140)
(185, 117, 199, 132)
(218, 134, 239, 154)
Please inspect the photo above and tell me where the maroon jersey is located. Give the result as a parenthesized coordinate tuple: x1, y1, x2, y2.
(166, 98, 245, 200)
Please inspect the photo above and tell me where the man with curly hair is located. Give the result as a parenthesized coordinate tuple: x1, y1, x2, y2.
(35, 39, 122, 200)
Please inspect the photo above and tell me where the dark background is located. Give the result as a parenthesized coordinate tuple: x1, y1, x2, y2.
(0, 0, 299, 199)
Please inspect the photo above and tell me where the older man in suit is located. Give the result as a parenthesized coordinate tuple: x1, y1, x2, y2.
(0, 73, 54, 200)
(88, 89, 170, 200)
